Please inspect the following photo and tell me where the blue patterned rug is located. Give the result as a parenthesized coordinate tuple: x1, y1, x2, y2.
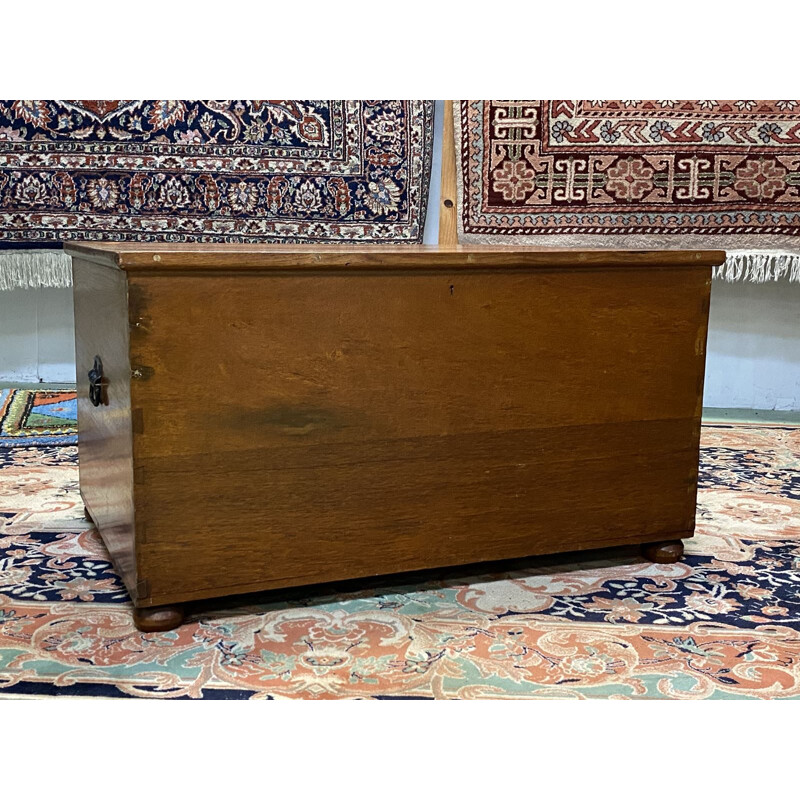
(0, 389, 77, 447)
(0, 101, 433, 251)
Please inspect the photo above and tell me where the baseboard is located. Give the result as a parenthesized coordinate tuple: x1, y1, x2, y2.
(703, 407, 800, 424)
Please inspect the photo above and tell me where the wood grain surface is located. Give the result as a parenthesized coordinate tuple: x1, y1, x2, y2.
(72, 257, 140, 600)
(438, 100, 458, 246)
(109, 260, 714, 608)
(65, 243, 725, 271)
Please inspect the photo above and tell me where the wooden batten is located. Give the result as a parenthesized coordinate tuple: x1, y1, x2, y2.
(438, 100, 458, 247)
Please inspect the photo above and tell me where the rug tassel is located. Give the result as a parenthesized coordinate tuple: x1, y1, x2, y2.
(0, 250, 73, 291)
(714, 252, 800, 283)
(2, 247, 800, 288)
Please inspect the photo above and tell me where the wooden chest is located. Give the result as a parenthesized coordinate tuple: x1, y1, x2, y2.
(66, 244, 723, 631)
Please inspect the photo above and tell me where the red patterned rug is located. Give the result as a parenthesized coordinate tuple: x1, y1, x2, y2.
(456, 101, 800, 282)
(1, 393, 798, 698)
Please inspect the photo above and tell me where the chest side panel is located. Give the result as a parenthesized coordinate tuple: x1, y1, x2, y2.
(72, 258, 139, 599)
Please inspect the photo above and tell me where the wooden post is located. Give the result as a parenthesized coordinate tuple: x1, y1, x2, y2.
(438, 100, 458, 247)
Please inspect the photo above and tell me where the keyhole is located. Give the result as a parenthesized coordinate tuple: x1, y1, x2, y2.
(449, 284, 454, 296)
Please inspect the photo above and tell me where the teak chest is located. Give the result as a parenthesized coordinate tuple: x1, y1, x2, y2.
(66, 244, 724, 631)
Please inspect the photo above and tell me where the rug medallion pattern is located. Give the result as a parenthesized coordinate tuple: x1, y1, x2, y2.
(0, 100, 433, 244)
(1, 393, 799, 698)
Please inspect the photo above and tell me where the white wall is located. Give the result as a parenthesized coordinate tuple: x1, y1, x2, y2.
(704, 279, 800, 411)
(1, 97, 799, 410)
(421, 99, 443, 245)
(0, 286, 75, 383)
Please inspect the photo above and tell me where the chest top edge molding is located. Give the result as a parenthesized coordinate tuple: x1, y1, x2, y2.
(65, 244, 726, 273)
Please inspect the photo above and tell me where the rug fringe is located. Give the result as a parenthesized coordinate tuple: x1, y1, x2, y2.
(714, 251, 800, 283)
(0, 250, 73, 291)
(2, 247, 799, 288)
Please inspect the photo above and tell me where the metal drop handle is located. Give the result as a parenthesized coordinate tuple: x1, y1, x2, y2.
(88, 356, 107, 407)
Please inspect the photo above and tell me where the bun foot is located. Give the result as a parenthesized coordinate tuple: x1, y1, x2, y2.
(133, 604, 185, 632)
(641, 539, 685, 564)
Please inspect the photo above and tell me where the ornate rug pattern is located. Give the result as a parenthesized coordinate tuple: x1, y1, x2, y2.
(1, 394, 799, 698)
(456, 101, 800, 282)
(0, 100, 433, 257)
(0, 389, 77, 447)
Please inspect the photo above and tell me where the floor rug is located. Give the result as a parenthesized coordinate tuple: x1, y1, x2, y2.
(456, 101, 800, 282)
(0, 101, 434, 276)
(0, 389, 77, 447)
(1, 399, 799, 698)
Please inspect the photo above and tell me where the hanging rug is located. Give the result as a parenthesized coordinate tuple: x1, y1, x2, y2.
(456, 101, 800, 282)
(0, 100, 434, 289)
